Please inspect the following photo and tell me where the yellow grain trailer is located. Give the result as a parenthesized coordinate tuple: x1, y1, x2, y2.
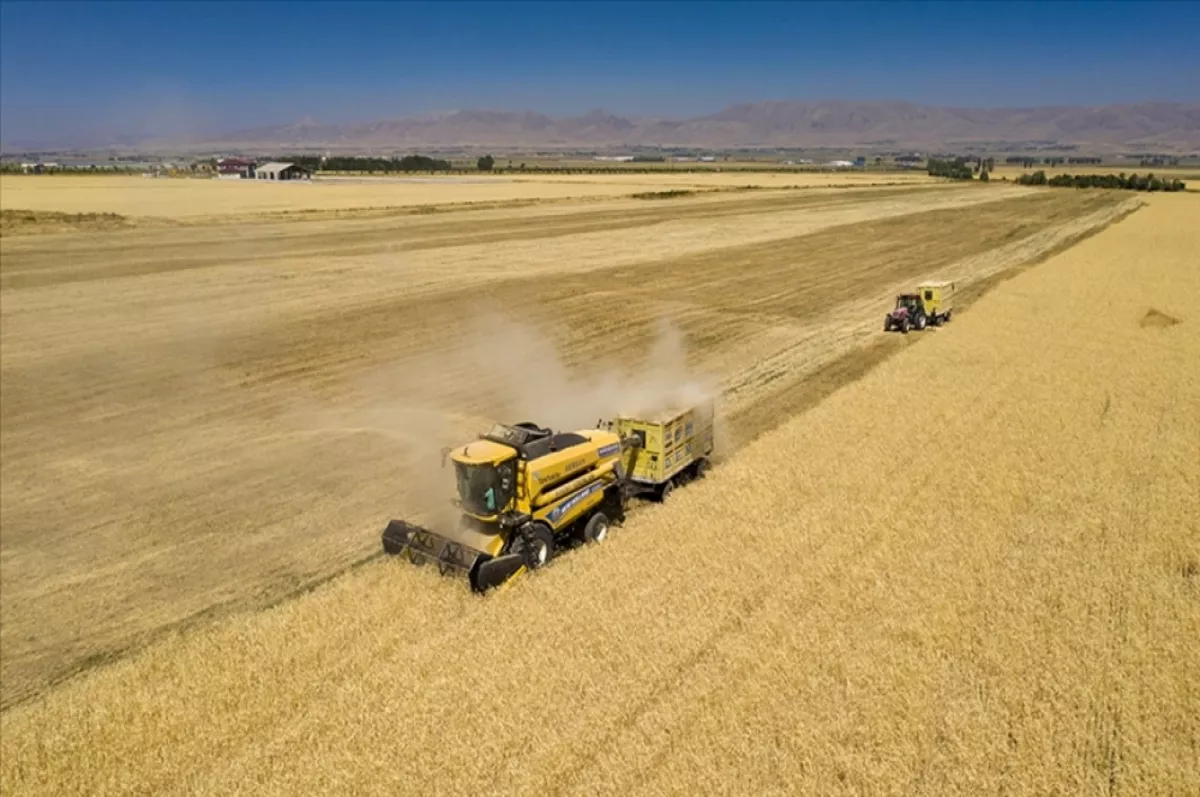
(918, 280, 956, 325)
(616, 400, 715, 501)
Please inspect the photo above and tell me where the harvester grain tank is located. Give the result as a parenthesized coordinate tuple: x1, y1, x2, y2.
(381, 401, 716, 593)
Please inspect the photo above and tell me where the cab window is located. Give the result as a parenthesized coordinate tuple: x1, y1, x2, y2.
(924, 290, 934, 300)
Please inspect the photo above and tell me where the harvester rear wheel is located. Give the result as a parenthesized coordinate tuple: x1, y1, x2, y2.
(513, 523, 555, 570)
(583, 512, 610, 544)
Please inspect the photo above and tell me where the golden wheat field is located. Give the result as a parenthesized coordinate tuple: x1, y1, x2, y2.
(0, 174, 1196, 795)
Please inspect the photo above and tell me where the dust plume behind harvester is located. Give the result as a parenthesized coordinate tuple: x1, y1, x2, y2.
(381, 400, 716, 593)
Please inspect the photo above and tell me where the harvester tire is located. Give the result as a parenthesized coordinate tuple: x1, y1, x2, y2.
(583, 512, 610, 544)
(513, 523, 555, 570)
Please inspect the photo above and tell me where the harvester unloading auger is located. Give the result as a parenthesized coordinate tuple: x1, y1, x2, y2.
(381, 402, 715, 593)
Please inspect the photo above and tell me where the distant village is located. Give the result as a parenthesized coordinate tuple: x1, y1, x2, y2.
(9, 157, 315, 179)
(2, 150, 1187, 177)
(5, 152, 925, 176)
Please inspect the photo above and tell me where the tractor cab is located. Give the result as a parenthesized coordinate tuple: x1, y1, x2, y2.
(885, 293, 929, 333)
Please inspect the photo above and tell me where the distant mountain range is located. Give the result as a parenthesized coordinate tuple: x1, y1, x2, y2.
(19, 101, 1200, 154)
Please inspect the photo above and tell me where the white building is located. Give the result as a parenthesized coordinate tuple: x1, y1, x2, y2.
(255, 162, 311, 181)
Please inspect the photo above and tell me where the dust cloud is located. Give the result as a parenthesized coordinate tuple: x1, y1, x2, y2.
(295, 313, 727, 526)
(450, 313, 721, 431)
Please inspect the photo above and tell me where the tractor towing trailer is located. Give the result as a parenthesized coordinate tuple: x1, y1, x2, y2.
(885, 280, 956, 333)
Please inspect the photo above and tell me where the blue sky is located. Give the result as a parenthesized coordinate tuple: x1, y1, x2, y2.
(1, 0, 1197, 146)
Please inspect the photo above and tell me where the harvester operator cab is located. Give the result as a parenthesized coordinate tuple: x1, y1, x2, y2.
(454, 458, 516, 516)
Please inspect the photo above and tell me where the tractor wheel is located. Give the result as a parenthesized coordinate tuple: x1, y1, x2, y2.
(884, 316, 892, 332)
(915, 313, 927, 330)
(513, 523, 555, 570)
(583, 512, 610, 545)
(900, 319, 910, 334)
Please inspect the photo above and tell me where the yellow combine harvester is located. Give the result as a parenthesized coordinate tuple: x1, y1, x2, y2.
(381, 401, 715, 593)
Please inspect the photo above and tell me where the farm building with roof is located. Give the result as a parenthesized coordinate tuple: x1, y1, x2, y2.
(216, 158, 256, 179)
(255, 162, 311, 181)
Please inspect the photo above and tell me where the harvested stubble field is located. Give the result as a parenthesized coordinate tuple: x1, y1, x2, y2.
(0, 171, 934, 223)
(1, 176, 1195, 795)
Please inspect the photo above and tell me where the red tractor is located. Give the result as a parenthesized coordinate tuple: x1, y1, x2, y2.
(884, 293, 928, 334)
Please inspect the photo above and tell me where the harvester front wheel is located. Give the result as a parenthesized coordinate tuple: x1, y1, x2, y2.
(583, 512, 610, 544)
(513, 523, 555, 570)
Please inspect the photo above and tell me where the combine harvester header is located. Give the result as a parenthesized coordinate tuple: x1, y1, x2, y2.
(381, 401, 715, 593)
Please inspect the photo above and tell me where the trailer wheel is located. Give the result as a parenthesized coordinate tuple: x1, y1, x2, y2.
(583, 512, 610, 544)
(945, 310, 953, 323)
(513, 523, 555, 569)
(658, 479, 674, 503)
(694, 458, 710, 480)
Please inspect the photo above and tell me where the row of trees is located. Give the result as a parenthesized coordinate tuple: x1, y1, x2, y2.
(283, 155, 452, 172)
(1005, 156, 1098, 167)
(1016, 171, 1186, 192)
(0, 162, 141, 174)
(927, 158, 975, 180)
